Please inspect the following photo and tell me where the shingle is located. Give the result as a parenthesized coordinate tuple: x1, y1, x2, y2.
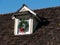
(0, 6, 60, 45)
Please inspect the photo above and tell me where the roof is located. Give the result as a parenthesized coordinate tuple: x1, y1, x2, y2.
(12, 4, 40, 21)
(0, 6, 60, 45)
(17, 4, 36, 15)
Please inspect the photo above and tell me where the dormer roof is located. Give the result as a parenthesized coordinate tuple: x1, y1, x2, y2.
(17, 4, 36, 15)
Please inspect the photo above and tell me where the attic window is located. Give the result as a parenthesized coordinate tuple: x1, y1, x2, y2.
(14, 18, 33, 35)
(12, 4, 40, 35)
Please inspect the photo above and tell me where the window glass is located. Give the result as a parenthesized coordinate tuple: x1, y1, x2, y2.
(17, 19, 29, 34)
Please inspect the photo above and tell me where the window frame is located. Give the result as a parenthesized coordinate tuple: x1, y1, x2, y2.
(14, 18, 33, 35)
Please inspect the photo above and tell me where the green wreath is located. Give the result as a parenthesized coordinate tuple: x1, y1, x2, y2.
(18, 19, 29, 32)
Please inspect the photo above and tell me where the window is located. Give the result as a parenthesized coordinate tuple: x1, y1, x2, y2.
(14, 18, 33, 35)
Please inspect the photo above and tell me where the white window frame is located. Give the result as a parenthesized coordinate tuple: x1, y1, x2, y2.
(14, 18, 33, 35)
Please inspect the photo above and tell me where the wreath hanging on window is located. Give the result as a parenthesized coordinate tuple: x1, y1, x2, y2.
(18, 19, 29, 33)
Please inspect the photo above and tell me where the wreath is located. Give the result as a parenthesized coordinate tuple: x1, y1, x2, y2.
(18, 19, 29, 32)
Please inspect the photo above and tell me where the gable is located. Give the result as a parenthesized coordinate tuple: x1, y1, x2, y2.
(18, 4, 36, 15)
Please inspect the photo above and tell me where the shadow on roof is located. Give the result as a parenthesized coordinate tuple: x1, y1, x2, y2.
(33, 15, 50, 33)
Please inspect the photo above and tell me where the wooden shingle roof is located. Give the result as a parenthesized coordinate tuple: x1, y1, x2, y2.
(0, 6, 60, 45)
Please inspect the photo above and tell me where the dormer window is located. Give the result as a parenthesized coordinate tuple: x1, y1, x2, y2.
(12, 4, 40, 35)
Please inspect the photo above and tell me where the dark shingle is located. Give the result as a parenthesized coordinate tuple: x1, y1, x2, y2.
(0, 6, 60, 45)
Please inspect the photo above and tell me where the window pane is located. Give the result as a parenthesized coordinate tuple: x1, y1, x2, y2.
(17, 19, 29, 34)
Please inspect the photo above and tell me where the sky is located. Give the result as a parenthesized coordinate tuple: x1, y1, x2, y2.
(0, 0, 60, 14)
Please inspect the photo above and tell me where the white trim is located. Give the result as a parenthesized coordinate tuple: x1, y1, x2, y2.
(12, 16, 15, 19)
(19, 6, 36, 16)
(14, 18, 33, 35)
(14, 18, 19, 35)
(29, 18, 33, 34)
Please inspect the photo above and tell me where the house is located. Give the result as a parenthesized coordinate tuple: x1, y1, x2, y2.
(12, 4, 40, 35)
(0, 5, 60, 45)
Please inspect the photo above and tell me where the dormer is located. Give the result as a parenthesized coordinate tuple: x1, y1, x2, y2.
(12, 4, 40, 35)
